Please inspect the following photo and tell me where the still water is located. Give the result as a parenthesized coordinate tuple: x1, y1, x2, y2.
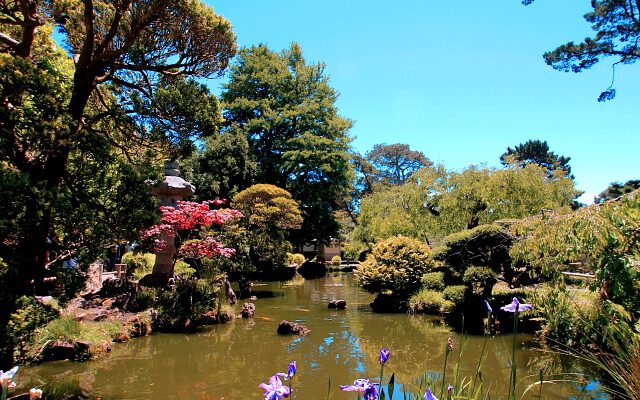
(19, 273, 604, 399)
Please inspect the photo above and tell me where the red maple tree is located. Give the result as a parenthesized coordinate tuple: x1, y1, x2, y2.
(141, 200, 243, 259)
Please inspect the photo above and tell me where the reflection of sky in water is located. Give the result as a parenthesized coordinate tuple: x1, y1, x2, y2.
(18, 274, 610, 400)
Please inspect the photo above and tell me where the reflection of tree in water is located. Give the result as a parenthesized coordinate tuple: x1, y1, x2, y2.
(17, 274, 605, 399)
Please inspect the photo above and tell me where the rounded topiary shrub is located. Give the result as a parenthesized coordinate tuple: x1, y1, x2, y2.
(356, 235, 435, 298)
(421, 272, 445, 291)
(443, 285, 468, 306)
(331, 255, 342, 266)
(463, 266, 497, 297)
(287, 253, 306, 266)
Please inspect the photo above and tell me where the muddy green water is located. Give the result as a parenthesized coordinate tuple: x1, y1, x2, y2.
(18, 273, 604, 399)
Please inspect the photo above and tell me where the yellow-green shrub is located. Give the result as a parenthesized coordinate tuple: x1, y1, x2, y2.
(356, 235, 435, 297)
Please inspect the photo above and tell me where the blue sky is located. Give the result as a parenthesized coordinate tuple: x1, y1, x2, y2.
(207, 0, 640, 203)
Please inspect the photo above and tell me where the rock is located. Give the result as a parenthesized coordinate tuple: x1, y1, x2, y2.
(241, 303, 255, 318)
(328, 299, 347, 309)
(277, 320, 309, 335)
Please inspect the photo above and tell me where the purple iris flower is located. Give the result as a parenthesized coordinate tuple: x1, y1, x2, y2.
(379, 348, 390, 364)
(363, 382, 379, 400)
(484, 299, 492, 313)
(259, 375, 290, 399)
(340, 379, 370, 394)
(286, 361, 296, 379)
(424, 388, 438, 400)
(500, 297, 532, 313)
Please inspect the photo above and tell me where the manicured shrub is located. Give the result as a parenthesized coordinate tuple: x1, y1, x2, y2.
(443, 285, 468, 305)
(287, 253, 306, 266)
(331, 255, 342, 266)
(421, 272, 445, 291)
(409, 289, 454, 314)
(122, 252, 155, 279)
(432, 224, 514, 280)
(463, 266, 498, 297)
(356, 235, 435, 298)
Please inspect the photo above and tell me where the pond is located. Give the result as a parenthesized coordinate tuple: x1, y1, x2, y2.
(18, 273, 605, 399)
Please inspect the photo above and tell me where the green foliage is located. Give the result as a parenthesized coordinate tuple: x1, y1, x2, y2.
(6, 296, 60, 362)
(529, 286, 589, 347)
(331, 255, 342, 266)
(500, 139, 572, 178)
(122, 252, 156, 279)
(443, 285, 467, 305)
(596, 179, 640, 204)
(409, 289, 454, 314)
(463, 267, 498, 297)
(365, 143, 431, 186)
(232, 184, 303, 230)
(221, 43, 353, 246)
(222, 184, 303, 279)
(287, 253, 306, 266)
(421, 272, 445, 291)
(191, 130, 256, 200)
(138, 279, 217, 330)
(510, 190, 640, 318)
(26, 317, 121, 360)
(349, 163, 578, 252)
(355, 236, 435, 298)
(433, 224, 513, 281)
(524, 0, 640, 100)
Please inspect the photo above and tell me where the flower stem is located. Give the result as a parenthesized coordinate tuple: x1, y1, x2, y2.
(509, 311, 519, 400)
(440, 347, 450, 399)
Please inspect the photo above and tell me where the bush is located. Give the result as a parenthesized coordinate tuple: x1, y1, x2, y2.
(287, 253, 306, 266)
(122, 252, 155, 279)
(174, 260, 196, 278)
(463, 266, 498, 297)
(432, 224, 513, 280)
(409, 289, 454, 314)
(356, 236, 435, 298)
(443, 285, 467, 305)
(421, 272, 445, 291)
(6, 296, 60, 362)
(138, 279, 217, 330)
(331, 255, 342, 266)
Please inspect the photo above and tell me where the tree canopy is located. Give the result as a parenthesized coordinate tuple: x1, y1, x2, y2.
(220, 43, 353, 246)
(347, 163, 579, 254)
(0, 0, 236, 286)
(366, 143, 431, 186)
(523, 0, 640, 101)
(596, 179, 640, 204)
(500, 139, 572, 178)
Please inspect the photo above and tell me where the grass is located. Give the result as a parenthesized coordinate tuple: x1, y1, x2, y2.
(26, 317, 122, 360)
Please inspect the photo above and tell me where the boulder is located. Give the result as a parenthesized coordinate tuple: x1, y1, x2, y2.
(328, 300, 347, 309)
(241, 302, 255, 318)
(277, 320, 309, 335)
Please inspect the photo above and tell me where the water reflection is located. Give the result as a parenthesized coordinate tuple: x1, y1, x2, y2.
(16, 273, 604, 399)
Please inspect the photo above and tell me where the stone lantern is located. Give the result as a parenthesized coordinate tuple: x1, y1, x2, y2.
(141, 160, 195, 286)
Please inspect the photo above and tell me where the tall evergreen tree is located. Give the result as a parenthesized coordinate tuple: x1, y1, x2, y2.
(500, 139, 573, 178)
(220, 43, 353, 246)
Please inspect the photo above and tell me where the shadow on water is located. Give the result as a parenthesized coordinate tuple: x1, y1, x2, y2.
(15, 273, 607, 400)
